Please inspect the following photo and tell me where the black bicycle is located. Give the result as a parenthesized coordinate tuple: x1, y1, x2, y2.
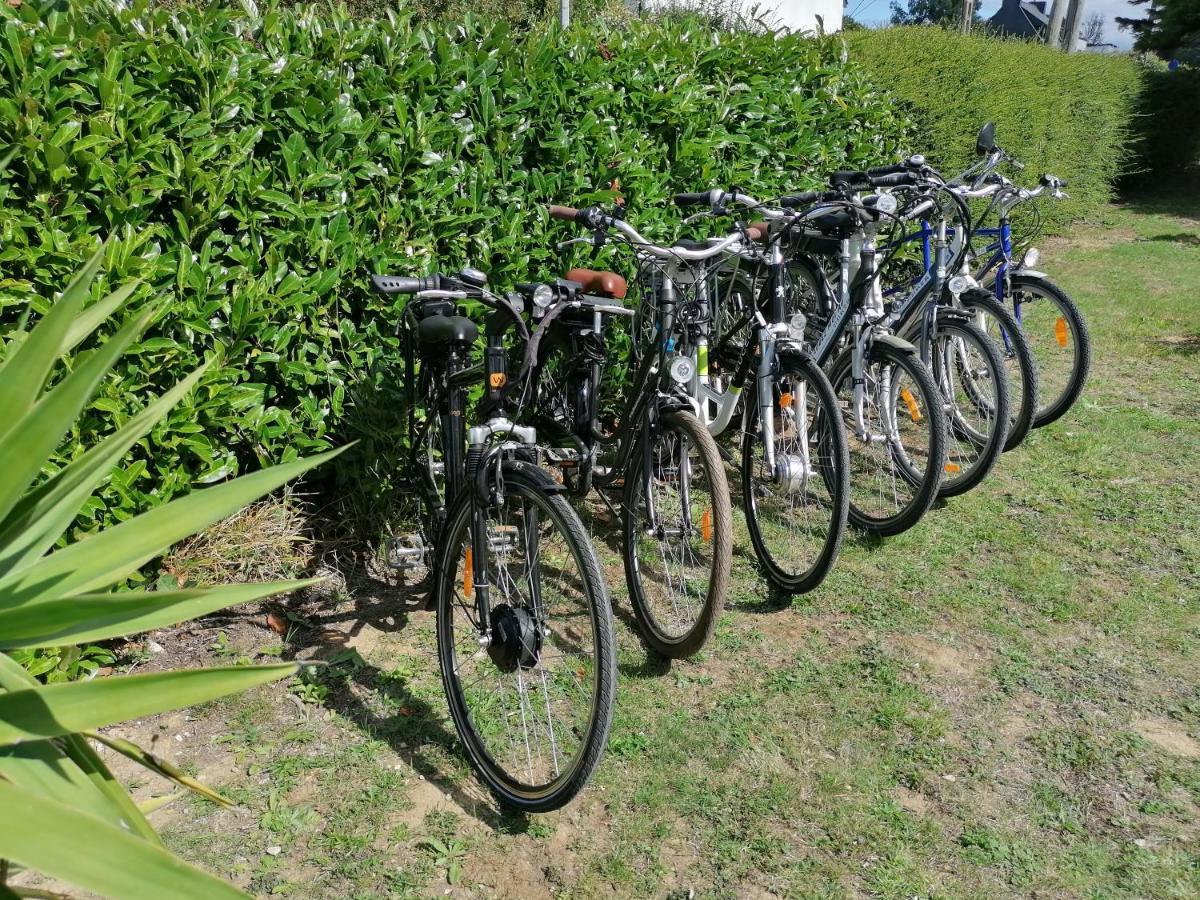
(534, 205, 734, 659)
(371, 268, 616, 812)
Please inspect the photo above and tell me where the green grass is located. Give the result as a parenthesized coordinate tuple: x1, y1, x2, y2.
(154, 194, 1200, 898)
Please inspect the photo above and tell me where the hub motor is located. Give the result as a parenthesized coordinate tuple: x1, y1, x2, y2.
(773, 453, 811, 494)
(487, 604, 542, 672)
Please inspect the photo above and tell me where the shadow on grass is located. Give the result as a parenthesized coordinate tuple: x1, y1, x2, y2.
(1154, 333, 1200, 355)
(1120, 188, 1200, 222)
(276, 567, 535, 834)
(1138, 232, 1200, 247)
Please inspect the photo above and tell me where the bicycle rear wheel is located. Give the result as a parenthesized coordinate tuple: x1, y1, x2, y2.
(741, 353, 849, 594)
(623, 410, 732, 658)
(435, 471, 616, 813)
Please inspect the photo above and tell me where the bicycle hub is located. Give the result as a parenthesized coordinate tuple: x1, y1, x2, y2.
(487, 604, 542, 672)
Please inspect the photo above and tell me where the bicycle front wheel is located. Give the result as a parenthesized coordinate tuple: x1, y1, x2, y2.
(959, 289, 1039, 452)
(830, 343, 947, 536)
(1009, 274, 1091, 428)
(623, 410, 732, 658)
(741, 353, 850, 594)
(435, 472, 616, 813)
(930, 315, 1010, 498)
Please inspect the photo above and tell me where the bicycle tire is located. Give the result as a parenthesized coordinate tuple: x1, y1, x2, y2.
(741, 353, 850, 594)
(623, 409, 732, 658)
(435, 474, 616, 813)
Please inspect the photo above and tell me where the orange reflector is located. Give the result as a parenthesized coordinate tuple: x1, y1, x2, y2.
(779, 391, 793, 409)
(900, 387, 923, 422)
(701, 508, 713, 543)
(945, 462, 962, 474)
(1055, 316, 1069, 348)
(463, 546, 474, 599)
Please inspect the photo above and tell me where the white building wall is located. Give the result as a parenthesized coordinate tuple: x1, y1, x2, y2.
(768, 0, 844, 32)
(638, 1, 843, 33)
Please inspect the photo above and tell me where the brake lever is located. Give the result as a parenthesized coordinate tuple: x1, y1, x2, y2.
(682, 211, 716, 225)
(556, 237, 596, 251)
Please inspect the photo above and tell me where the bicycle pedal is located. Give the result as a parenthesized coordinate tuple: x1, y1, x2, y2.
(386, 534, 429, 570)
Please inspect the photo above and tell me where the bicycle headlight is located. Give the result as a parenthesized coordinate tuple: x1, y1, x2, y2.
(532, 284, 554, 310)
(947, 275, 970, 295)
(668, 355, 695, 385)
(1021, 247, 1040, 268)
(873, 193, 898, 215)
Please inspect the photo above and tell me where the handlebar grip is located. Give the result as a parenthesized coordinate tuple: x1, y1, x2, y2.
(779, 190, 822, 208)
(673, 191, 713, 208)
(370, 274, 438, 295)
(866, 162, 908, 178)
(870, 172, 918, 188)
(548, 204, 580, 221)
(830, 170, 869, 189)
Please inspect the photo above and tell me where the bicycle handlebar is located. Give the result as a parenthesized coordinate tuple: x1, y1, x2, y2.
(549, 202, 747, 261)
(548, 204, 582, 222)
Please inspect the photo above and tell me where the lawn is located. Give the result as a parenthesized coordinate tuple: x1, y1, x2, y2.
(94, 193, 1200, 898)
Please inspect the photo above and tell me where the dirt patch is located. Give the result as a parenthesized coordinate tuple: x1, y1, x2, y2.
(1134, 717, 1200, 758)
(890, 633, 988, 680)
(896, 786, 933, 816)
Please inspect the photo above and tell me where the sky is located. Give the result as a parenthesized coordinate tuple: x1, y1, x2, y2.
(844, 0, 1143, 49)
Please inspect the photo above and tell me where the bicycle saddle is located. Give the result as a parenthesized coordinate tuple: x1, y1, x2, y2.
(564, 268, 628, 299)
(810, 210, 856, 238)
(417, 315, 478, 345)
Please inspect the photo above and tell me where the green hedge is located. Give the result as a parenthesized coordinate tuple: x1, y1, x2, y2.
(1127, 58, 1200, 184)
(846, 26, 1143, 229)
(0, 1, 905, 535)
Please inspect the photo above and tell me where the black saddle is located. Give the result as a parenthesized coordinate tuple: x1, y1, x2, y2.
(810, 210, 856, 238)
(418, 315, 478, 345)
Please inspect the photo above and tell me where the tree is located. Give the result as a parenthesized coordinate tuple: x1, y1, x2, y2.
(1117, 0, 1200, 59)
(1080, 10, 1105, 45)
(890, 0, 979, 26)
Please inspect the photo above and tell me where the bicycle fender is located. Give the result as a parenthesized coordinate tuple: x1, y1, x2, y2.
(979, 268, 1048, 290)
(775, 344, 815, 367)
(870, 332, 918, 356)
(655, 392, 697, 416)
(498, 458, 567, 494)
(935, 307, 973, 326)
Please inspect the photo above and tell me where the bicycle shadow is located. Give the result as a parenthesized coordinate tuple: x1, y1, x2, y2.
(278, 565, 535, 834)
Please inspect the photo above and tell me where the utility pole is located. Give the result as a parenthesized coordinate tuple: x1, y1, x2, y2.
(560, 0, 570, 28)
(1063, 0, 1086, 51)
(959, 0, 974, 33)
(1045, 0, 1067, 47)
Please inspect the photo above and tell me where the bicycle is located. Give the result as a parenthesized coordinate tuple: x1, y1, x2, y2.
(706, 176, 950, 535)
(766, 165, 1012, 502)
(370, 268, 616, 812)
(651, 189, 851, 595)
(869, 147, 1039, 453)
(540, 204, 734, 658)
(957, 123, 1090, 428)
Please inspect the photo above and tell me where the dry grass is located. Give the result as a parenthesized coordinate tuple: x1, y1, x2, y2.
(162, 489, 313, 587)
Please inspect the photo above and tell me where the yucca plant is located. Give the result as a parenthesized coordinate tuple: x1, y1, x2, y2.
(0, 245, 341, 897)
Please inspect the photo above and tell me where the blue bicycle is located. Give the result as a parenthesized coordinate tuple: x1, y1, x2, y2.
(955, 123, 1091, 429)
